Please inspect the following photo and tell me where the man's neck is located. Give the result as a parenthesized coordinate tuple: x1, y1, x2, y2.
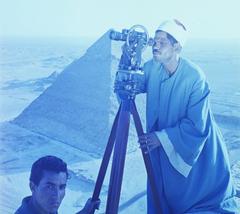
(31, 196, 53, 214)
(163, 55, 180, 74)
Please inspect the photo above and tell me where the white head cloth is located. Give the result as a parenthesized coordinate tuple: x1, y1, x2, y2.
(157, 19, 188, 47)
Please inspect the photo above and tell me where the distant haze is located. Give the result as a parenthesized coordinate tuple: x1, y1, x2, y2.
(0, 0, 240, 39)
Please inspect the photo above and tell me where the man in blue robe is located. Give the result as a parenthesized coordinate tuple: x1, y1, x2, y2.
(138, 19, 239, 213)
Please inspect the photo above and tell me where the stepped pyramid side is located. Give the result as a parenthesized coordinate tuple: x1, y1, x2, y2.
(14, 30, 120, 155)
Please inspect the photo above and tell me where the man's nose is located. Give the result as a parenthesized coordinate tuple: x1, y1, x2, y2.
(51, 188, 62, 199)
(153, 41, 160, 48)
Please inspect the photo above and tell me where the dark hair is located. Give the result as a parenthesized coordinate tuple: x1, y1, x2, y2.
(30, 156, 68, 185)
(155, 30, 178, 46)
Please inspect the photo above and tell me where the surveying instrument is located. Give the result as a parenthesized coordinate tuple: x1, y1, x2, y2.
(78, 25, 162, 214)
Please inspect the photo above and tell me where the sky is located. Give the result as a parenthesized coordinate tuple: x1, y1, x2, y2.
(0, 0, 240, 39)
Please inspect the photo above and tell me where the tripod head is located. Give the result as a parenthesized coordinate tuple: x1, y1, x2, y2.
(110, 25, 153, 100)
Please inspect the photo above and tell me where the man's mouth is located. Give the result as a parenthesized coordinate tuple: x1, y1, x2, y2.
(152, 46, 160, 53)
(153, 47, 161, 55)
(50, 201, 60, 208)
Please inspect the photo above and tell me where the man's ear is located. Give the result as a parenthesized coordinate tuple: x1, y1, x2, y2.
(173, 42, 182, 53)
(29, 181, 36, 193)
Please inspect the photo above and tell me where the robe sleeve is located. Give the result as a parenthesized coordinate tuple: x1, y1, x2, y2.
(156, 77, 211, 177)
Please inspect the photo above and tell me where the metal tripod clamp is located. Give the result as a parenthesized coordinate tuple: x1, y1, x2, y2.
(114, 69, 145, 100)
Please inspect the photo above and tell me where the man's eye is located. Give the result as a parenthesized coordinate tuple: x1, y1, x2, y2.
(153, 40, 167, 46)
(60, 185, 66, 190)
(46, 184, 55, 190)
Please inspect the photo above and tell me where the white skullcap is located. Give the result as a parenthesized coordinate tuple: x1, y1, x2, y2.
(157, 19, 188, 47)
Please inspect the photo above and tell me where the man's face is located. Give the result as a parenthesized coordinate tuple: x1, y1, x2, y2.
(31, 170, 67, 213)
(152, 31, 175, 63)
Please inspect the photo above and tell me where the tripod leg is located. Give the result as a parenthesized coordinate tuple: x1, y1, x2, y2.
(106, 100, 131, 214)
(130, 100, 163, 214)
(88, 106, 121, 214)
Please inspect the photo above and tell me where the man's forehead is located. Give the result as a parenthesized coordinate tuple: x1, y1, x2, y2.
(154, 31, 168, 39)
(40, 170, 67, 184)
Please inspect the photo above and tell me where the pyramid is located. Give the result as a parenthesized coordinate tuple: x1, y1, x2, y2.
(14, 30, 146, 155)
(13, 31, 115, 154)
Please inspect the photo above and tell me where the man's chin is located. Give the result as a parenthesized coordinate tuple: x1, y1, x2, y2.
(153, 55, 163, 62)
(47, 204, 60, 213)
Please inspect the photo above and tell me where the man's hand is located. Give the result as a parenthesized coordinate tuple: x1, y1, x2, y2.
(76, 198, 100, 214)
(138, 132, 161, 153)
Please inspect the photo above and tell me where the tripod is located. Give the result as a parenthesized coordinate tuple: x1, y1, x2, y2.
(86, 96, 162, 214)
(76, 25, 163, 214)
